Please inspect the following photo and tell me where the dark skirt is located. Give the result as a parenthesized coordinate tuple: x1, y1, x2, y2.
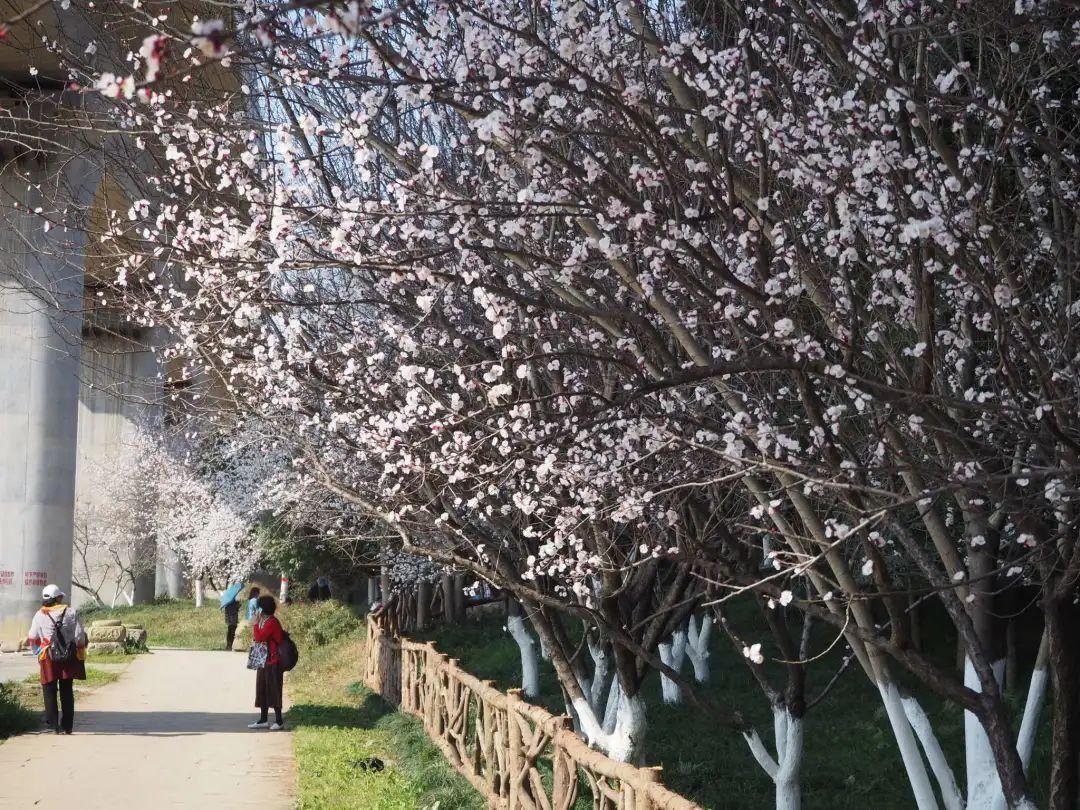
(255, 663, 284, 710)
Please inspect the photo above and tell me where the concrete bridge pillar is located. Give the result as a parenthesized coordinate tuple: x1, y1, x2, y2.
(0, 175, 87, 640)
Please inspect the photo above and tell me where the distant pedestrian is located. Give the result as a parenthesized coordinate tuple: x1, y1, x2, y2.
(248, 595, 286, 731)
(246, 587, 261, 621)
(223, 595, 241, 651)
(26, 584, 87, 734)
(307, 576, 332, 602)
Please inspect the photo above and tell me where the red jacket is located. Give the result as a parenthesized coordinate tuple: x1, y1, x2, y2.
(253, 615, 283, 665)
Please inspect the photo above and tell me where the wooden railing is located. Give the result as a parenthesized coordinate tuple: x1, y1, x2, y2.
(363, 619, 703, 810)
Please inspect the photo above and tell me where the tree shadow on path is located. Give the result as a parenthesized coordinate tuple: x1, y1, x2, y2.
(74, 710, 266, 735)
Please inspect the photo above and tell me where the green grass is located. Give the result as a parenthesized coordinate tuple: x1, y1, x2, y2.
(22, 667, 121, 689)
(289, 636, 484, 809)
(82, 597, 366, 652)
(85, 652, 142, 665)
(420, 607, 1053, 810)
(82, 600, 226, 649)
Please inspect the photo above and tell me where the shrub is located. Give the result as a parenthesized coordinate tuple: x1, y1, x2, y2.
(284, 601, 362, 650)
(0, 682, 35, 739)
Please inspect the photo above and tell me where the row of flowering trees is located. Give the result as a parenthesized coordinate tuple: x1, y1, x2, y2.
(72, 423, 272, 604)
(10, 0, 1080, 806)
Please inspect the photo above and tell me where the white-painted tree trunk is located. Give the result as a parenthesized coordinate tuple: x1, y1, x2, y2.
(991, 638, 1048, 810)
(901, 694, 963, 810)
(573, 688, 648, 763)
(1015, 665, 1048, 773)
(965, 658, 1006, 807)
(194, 579, 205, 608)
(602, 676, 623, 735)
(742, 706, 804, 810)
(507, 613, 540, 698)
(279, 576, 289, 603)
(587, 637, 611, 713)
(658, 629, 688, 704)
(877, 680, 941, 810)
(686, 614, 713, 683)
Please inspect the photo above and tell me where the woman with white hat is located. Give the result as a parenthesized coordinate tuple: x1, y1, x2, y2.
(26, 584, 88, 734)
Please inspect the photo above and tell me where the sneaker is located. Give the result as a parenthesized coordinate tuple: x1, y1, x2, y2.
(247, 721, 269, 729)
(269, 722, 285, 731)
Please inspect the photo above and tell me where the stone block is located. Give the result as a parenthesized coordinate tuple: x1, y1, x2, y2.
(126, 628, 148, 647)
(232, 620, 251, 652)
(86, 642, 125, 655)
(88, 625, 127, 643)
(91, 619, 123, 628)
(0, 640, 19, 653)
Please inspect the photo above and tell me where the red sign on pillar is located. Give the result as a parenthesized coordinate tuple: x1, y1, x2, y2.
(24, 571, 48, 588)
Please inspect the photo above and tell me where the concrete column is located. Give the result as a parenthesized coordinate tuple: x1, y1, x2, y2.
(159, 546, 185, 599)
(0, 148, 90, 640)
(72, 332, 162, 608)
(154, 558, 168, 598)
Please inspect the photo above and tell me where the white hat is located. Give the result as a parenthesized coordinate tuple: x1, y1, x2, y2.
(41, 584, 64, 601)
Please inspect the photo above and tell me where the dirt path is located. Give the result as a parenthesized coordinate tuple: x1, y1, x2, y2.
(0, 650, 295, 809)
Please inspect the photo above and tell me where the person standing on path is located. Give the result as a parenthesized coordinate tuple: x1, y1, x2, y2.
(26, 584, 87, 734)
(246, 587, 261, 621)
(223, 594, 241, 651)
(249, 595, 286, 731)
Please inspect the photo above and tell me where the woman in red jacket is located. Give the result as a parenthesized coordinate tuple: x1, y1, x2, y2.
(249, 595, 286, 730)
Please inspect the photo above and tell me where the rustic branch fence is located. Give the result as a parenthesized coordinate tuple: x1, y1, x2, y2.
(363, 619, 703, 810)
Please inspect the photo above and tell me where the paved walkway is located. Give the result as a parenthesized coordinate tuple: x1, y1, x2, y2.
(0, 650, 295, 809)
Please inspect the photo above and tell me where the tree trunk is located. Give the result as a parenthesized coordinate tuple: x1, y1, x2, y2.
(658, 629, 688, 704)
(507, 602, 540, 698)
(367, 576, 379, 606)
(441, 574, 458, 623)
(452, 573, 466, 620)
(379, 567, 391, 606)
(908, 590, 923, 653)
(877, 679, 941, 810)
(194, 578, 205, 608)
(901, 693, 963, 810)
(1005, 617, 1019, 695)
(686, 614, 713, 683)
(1047, 592, 1080, 810)
(742, 706, 805, 810)
(416, 580, 432, 630)
(278, 576, 289, 603)
(965, 657, 1007, 806)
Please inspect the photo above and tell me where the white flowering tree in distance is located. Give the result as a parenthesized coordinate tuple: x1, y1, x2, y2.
(10, 0, 1080, 806)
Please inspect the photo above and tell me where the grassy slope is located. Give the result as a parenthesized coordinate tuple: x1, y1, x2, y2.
(420, 608, 1053, 810)
(77, 599, 484, 809)
(82, 600, 227, 649)
(290, 638, 484, 810)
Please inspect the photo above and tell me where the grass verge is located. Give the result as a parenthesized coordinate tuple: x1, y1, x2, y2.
(289, 636, 484, 810)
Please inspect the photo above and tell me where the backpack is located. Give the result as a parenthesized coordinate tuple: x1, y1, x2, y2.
(278, 631, 299, 672)
(47, 609, 77, 665)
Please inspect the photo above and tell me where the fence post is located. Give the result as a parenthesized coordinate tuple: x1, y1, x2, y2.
(551, 714, 576, 810)
(633, 766, 661, 810)
(507, 689, 524, 810)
